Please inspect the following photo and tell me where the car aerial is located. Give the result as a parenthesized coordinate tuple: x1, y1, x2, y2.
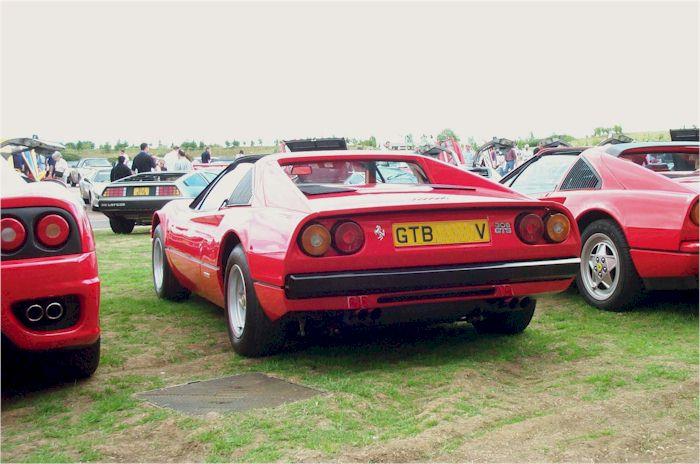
(78, 168, 112, 210)
(67, 157, 113, 186)
(98, 170, 218, 234)
(499, 141, 699, 311)
(1, 161, 100, 379)
(150, 151, 581, 357)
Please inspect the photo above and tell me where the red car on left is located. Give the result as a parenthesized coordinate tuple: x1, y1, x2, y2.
(1, 162, 100, 379)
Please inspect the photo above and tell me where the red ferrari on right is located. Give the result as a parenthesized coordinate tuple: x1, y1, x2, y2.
(500, 141, 698, 311)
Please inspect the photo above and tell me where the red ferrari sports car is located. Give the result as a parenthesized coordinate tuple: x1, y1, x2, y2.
(500, 142, 699, 311)
(1, 163, 100, 379)
(152, 151, 581, 356)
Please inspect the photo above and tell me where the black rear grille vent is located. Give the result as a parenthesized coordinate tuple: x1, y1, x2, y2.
(560, 159, 600, 190)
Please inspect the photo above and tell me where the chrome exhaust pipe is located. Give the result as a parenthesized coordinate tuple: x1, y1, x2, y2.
(45, 302, 64, 320)
(26, 304, 44, 322)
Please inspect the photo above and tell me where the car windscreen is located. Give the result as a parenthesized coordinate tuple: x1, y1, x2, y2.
(93, 170, 111, 182)
(83, 159, 112, 167)
(620, 150, 699, 175)
(282, 160, 429, 187)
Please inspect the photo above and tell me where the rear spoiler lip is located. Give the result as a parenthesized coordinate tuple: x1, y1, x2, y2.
(305, 199, 571, 219)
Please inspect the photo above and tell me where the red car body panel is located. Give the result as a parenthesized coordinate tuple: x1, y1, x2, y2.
(1, 178, 100, 351)
(524, 146, 699, 285)
(154, 151, 581, 320)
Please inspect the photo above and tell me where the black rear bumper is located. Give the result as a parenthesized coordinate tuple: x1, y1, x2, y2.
(284, 257, 580, 299)
(98, 198, 174, 222)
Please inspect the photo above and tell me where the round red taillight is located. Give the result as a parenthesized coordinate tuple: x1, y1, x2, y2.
(35, 214, 70, 248)
(516, 213, 544, 244)
(332, 221, 365, 254)
(1, 217, 27, 252)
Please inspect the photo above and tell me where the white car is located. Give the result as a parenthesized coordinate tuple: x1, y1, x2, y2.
(67, 158, 112, 186)
(79, 168, 111, 210)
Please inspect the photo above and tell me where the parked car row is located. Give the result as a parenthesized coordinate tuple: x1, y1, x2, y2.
(1, 137, 697, 379)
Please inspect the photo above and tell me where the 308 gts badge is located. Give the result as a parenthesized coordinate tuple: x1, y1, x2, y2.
(494, 222, 512, 234)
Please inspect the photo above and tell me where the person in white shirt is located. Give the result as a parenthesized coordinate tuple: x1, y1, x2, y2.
(52, 152, 69, 183)
(173, 149, 193, 171)
(163, 145, 180, 171)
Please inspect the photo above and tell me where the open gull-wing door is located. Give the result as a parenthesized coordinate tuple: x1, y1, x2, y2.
(473, 138, 514, 169)
(0, 137, 65, 181)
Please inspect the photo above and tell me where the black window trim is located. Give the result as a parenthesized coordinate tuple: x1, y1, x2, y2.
(190, 155, 264, 210)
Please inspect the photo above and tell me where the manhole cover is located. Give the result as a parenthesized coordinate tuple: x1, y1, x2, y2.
(136, 373, 322, 416)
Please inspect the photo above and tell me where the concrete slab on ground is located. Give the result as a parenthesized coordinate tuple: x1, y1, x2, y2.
(136, 373, 323, 416)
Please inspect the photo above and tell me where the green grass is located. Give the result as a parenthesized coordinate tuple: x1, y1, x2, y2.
(1, 231, 697, 462)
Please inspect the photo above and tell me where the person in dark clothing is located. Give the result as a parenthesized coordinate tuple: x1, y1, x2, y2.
(200, 146, 211, 164)
(111, 156, 133, 181)
(131, 143, 156, 173)
(12, 151, 26, 172)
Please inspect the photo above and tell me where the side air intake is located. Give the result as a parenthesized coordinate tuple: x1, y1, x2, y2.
(560, 159, 600, 190)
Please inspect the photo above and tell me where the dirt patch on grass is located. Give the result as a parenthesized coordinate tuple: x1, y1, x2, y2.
(95, 416, 207, 462)
(336, 379, 699, 463)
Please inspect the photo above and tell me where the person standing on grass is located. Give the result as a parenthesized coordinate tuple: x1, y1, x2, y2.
(132, 143, 156, 173)
(200, 146, 211, 164)
(173, 149, 193, 171)
(110, 155, 133, 181)
(52, 152, 69, 183)
(163, 145, 179, 171)
(119, 149, 130, 164)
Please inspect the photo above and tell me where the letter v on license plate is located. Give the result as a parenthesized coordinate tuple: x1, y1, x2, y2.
(392, 219, 490, 247)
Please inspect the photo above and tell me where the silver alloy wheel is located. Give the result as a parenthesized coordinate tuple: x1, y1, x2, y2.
(153, 237, 164, 292)
(227, 264, 247, 338)
(580, 232, 619, 301)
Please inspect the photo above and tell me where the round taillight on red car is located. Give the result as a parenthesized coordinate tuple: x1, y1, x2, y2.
(544, 213, 571, 243)
(299, 223, 331, 257)
(516, 213, 544, 244)
(35, 214, 70, 248)
(332, 221, 365, 254)
(1, 217, 26, 252)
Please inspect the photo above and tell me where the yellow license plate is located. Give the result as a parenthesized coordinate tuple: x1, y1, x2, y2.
(392, 219, 490, 247)
(133, 187, 150, 196)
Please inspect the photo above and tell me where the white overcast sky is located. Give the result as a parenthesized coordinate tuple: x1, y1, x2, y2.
(1, 1, 698, 146)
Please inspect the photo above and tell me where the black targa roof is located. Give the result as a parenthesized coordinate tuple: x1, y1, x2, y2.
(284, 138, 347, 152)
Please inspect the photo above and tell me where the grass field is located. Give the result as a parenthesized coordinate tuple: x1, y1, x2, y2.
(1, 231, 698, 462)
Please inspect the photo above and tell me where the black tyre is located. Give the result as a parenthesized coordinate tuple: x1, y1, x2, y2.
(152, 225, 190, 300)
(52, 338, 101, 380)
(224, 245, 284, 357)
(83, 193, 90, 205)
(109, 216, 135, 234)
(473, 298, 536, 334)
(576, 219, 642, 311)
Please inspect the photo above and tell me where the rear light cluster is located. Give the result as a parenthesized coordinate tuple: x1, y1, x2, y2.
(103, 187, 126, 197)
(156, 185, 181, 196)
(299, 221, 365, 257)
(1, 213, 72, 252)
(515, 212, 571, 244)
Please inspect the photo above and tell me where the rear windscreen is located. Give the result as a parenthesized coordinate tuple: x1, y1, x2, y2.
(282, 160, 429, 186)
(620, 150, 699, 175)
